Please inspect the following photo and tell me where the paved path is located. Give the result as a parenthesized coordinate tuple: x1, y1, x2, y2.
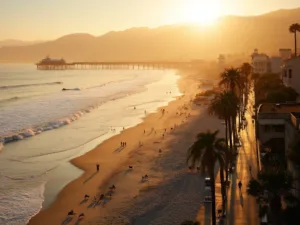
(226, 94, 260, 225)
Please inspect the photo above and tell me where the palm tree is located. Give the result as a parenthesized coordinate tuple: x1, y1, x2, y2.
(289, 23, 300, 57)
(240, 63, 252, 118)
(219, 68, 242, 143)
(187, 130, 226, 225)
(219, 67, 242, 94)
(209, 90, 239, 155)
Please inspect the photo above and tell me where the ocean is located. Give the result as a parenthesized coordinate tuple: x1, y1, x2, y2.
(0, 64, 181, 225)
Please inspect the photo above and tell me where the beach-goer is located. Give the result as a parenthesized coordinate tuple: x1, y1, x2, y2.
(129, 165, 133, 169)
(68, 210, 76, 216)
(78, 213, 85, 220)
(238, 181, 242, 190)
(100, 194, 104, 200)
(84, 194, 89, 200)
(144, 129, 146, 134)
(96, 164, 100, 172)
(159, 149, 162, 153)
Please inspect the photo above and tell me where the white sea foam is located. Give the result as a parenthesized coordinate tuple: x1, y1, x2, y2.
(0, 175, 45, 225)
(0, 72, 160, 146)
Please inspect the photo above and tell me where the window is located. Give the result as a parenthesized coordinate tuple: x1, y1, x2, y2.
(264, 125, 271, 132)
(289, 69, 292, 78)
(273, 125, 284, 132)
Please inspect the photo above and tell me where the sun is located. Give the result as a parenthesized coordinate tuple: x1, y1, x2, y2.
(183, 0, 221, 25)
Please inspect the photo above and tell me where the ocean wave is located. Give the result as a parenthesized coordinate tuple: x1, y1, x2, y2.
(2, 165, 59, 181)
(0, 81, 62, 89)
(19, 130, 109, 161)
(0, 90, 139, 148)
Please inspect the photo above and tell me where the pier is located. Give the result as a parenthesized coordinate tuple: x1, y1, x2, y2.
(36, 57, 202, 70)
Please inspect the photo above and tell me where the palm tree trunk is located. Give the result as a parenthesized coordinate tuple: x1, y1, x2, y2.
(225, 118, 229, 150)
(232, 115, 237, 145)
(225, 118, 229, 182)
(220, 163, 226, 211)
(295, 32, 298, 57)
(228, 117, 233, 152)
(210, 169, 217, 225)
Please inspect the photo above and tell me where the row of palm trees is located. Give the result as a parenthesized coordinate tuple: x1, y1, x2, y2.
(186, 63, 252, 225)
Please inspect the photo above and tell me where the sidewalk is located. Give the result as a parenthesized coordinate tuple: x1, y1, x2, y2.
(225, 108, 260, 225)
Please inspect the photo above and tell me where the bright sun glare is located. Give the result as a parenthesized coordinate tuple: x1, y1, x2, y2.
(183, 0, 221, 25)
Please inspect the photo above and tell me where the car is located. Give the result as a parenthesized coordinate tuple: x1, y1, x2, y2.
(235, 140, 242, 147)
(228, 165, 235, 173)
(203, 195, 212, 203)
(205, 177, 212, 190)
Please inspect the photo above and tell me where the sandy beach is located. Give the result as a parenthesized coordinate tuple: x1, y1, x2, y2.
(28, 69, 224, 225)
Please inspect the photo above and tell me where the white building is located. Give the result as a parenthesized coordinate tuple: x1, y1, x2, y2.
(282, 57, 300, 94)
(279, 49, 292, 61)
(251, 49, 292, 75)
(270, 57, 282, 74)
(251, 49, 270, 74)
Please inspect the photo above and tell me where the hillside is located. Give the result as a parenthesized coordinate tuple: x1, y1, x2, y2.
(0, 39, 44, 48)
(0, 8, 300, 63)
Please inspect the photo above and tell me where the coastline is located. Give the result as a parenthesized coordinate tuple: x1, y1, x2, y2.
(28, 69, 223, 225)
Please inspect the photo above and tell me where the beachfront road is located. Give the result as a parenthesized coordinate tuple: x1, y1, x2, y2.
(226, 91, 259, 225)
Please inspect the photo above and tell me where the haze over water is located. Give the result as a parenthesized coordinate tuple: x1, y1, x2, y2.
(0, 64, 181, 225)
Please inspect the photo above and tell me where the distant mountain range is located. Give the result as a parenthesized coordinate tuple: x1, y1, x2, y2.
(0, 8, 300, 63)
(0, 39, 44, 48)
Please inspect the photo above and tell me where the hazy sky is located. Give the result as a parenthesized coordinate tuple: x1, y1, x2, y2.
(1, 0, 299, 40)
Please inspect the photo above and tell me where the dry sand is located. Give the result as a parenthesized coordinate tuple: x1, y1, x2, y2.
(28, 70, 224, 225)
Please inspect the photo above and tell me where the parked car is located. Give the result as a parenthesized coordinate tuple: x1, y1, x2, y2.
(228, 165, 235, 173)
(235, 140, 242, 147)
(204, 195, 212, 203)
(205, 177, 212, 190)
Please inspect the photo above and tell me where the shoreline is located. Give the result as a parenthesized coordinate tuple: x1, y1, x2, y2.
(28, 69, 221, 225)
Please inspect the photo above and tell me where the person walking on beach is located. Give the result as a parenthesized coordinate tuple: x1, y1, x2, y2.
(96, 164, 100, 172)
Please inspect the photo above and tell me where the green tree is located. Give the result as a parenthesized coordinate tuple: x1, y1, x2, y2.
(289, 23, 300, 57)
(281, 194, 300, 225)
(187, 130, 225, 225)
(247, 170, 293, 215)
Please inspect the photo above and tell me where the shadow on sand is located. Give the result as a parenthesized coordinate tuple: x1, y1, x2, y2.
(79, 199, 88, 205)
(114, 146, 125, 153)
(61, 216, 73, 225)
(74, 219, 82, 225)
(240, 193, 244, 207)
(83, 171, 98, 184)
(124, 169, 133, 175)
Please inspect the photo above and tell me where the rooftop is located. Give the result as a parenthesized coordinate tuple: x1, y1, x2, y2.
(258, 103, 300, 113)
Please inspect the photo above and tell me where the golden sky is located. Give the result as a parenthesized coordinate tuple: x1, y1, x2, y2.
(0, 0, 299, 40)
